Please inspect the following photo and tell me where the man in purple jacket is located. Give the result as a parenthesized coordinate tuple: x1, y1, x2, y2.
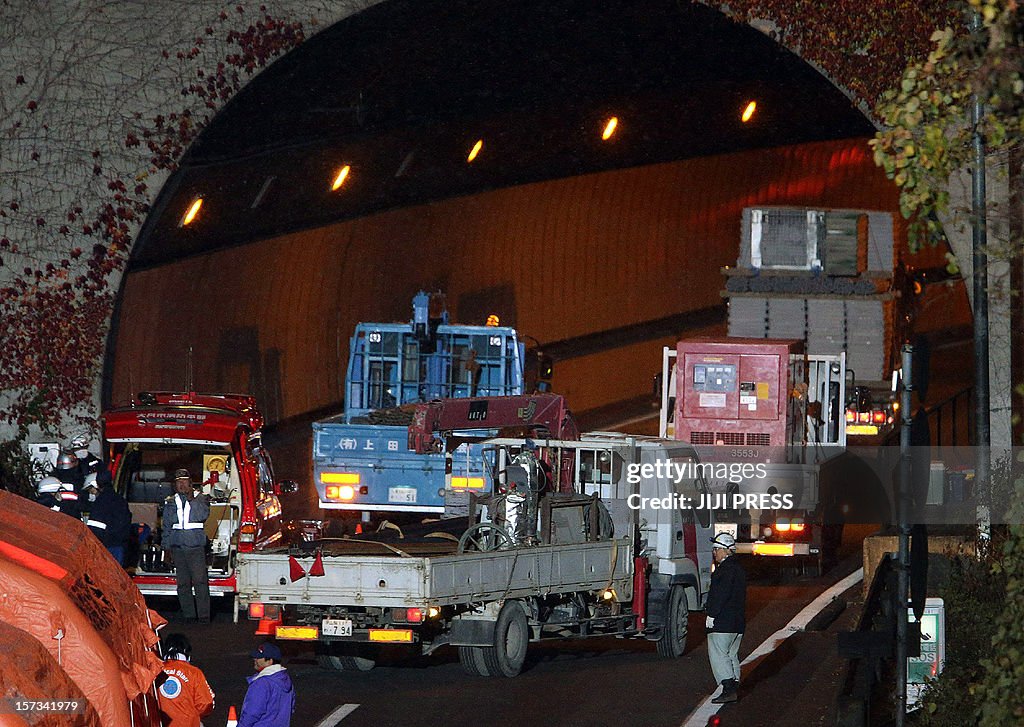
(239, 642, 296, 727)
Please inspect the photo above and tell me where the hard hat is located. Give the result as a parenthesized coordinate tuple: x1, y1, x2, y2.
(55, 451, 79, 470)
(710, 532, 737, 550)
(162, 633, 193, 660)
(66, 427, 91, 451)
(37, 475, 63, 494)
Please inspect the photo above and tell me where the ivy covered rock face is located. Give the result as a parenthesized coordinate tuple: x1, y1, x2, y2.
(0, 2, 312, 434)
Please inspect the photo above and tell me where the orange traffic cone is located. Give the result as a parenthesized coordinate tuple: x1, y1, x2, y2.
(226, 705, 238, 727)
(255, 618, 278, 636)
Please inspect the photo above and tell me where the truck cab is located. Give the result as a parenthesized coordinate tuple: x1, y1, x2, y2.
(313, 292, 524, 519)
(102, 391, 296, 602)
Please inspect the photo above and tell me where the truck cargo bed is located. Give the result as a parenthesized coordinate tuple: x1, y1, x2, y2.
(238, 537, 633, 609)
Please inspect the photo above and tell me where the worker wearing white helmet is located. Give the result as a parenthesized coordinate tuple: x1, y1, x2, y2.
(35, 475, 82, 519)
(705, 531, 746, 704)
(67, 428, 103, 479)
(82, 469, 132, 566)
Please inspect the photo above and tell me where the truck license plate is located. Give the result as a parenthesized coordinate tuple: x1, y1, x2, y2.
(388, 487, 417, 504)
(715, 523, 738, 539)
(321, 619, 353, 637)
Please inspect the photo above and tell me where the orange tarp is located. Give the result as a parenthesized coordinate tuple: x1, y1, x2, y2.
(0, 620, 99, 726)
(0, 492, 166, 723)
(0, 558, 129, 724)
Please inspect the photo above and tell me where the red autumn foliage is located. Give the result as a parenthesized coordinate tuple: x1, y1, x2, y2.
(0, 6, 307, 431)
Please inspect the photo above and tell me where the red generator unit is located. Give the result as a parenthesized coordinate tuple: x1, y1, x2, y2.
(673, 338, 805, 456)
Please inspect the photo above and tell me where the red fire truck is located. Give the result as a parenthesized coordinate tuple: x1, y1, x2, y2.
(102, 392, 297, 611)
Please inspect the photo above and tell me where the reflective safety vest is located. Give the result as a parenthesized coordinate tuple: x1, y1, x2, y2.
(173, 498, 205, 530)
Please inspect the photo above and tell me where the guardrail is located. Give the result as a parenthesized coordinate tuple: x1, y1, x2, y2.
(925, 386, 973, 447)
(835, 554, 898, 726)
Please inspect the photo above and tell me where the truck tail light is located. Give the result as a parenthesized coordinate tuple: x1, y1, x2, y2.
(450, 477, 485, 489)
(325, 484, 357, 500)
(775, 521, 791, 532)
(790, 521, 806, 533)
(872, 410, 887, 424)
(858, 411, 871, 424)
(845, 409, 856, 423)
(394, 608, 424, 623)
(240, 522, 256, 543)
(321, 472, 360, 485)
(752, 542, 796, 556)
(247, 603, 282, 620)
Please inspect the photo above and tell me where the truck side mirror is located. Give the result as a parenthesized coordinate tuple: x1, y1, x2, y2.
(274, 479, 299, 495)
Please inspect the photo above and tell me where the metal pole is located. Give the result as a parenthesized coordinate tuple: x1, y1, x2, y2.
(970, 10, 992, 538)
(896, 343, 914, 724)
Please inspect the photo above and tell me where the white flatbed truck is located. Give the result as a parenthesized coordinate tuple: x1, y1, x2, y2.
(237, 433, 716, 676)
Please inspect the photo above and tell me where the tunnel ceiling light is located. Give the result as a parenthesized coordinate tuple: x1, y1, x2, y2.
(395, 151, 415, 178)
(741, 100, 757, 123)
(250, 176, 276, 209)
(601, 116, 618, 140)
(467, 139, 483, 163)
(331, 165, 351, 191)
(180, 197, 203, 227)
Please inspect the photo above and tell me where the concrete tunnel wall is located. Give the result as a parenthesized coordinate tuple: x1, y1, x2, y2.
(109, 136, 965, 422)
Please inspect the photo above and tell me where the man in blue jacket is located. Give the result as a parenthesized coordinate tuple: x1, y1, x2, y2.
(239, 642, 296, 727)
(705, 532, 747, 704)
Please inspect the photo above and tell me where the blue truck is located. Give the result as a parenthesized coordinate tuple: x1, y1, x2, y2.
(313, 292, 525, 520)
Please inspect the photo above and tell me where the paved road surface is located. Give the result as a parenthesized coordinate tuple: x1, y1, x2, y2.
(160, 527, 871, 727)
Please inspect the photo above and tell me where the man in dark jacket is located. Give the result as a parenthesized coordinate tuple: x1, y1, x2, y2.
(705, 532, 746, 704)
(83, 470, 132, 566)
(35, 475, 82, 519)
(67, 428, 103, 474)
(239, 642, 296, 727)
(163, 469, 211, 623)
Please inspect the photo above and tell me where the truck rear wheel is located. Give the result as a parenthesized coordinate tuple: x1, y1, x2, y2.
(316, 644, 376, 672)
(458, 646, 492, 676)
(482, 601, 529, 677)
(656, 585, 689, 658)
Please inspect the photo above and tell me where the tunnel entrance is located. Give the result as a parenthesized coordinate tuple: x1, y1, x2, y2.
(108, 0, 969, 456)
